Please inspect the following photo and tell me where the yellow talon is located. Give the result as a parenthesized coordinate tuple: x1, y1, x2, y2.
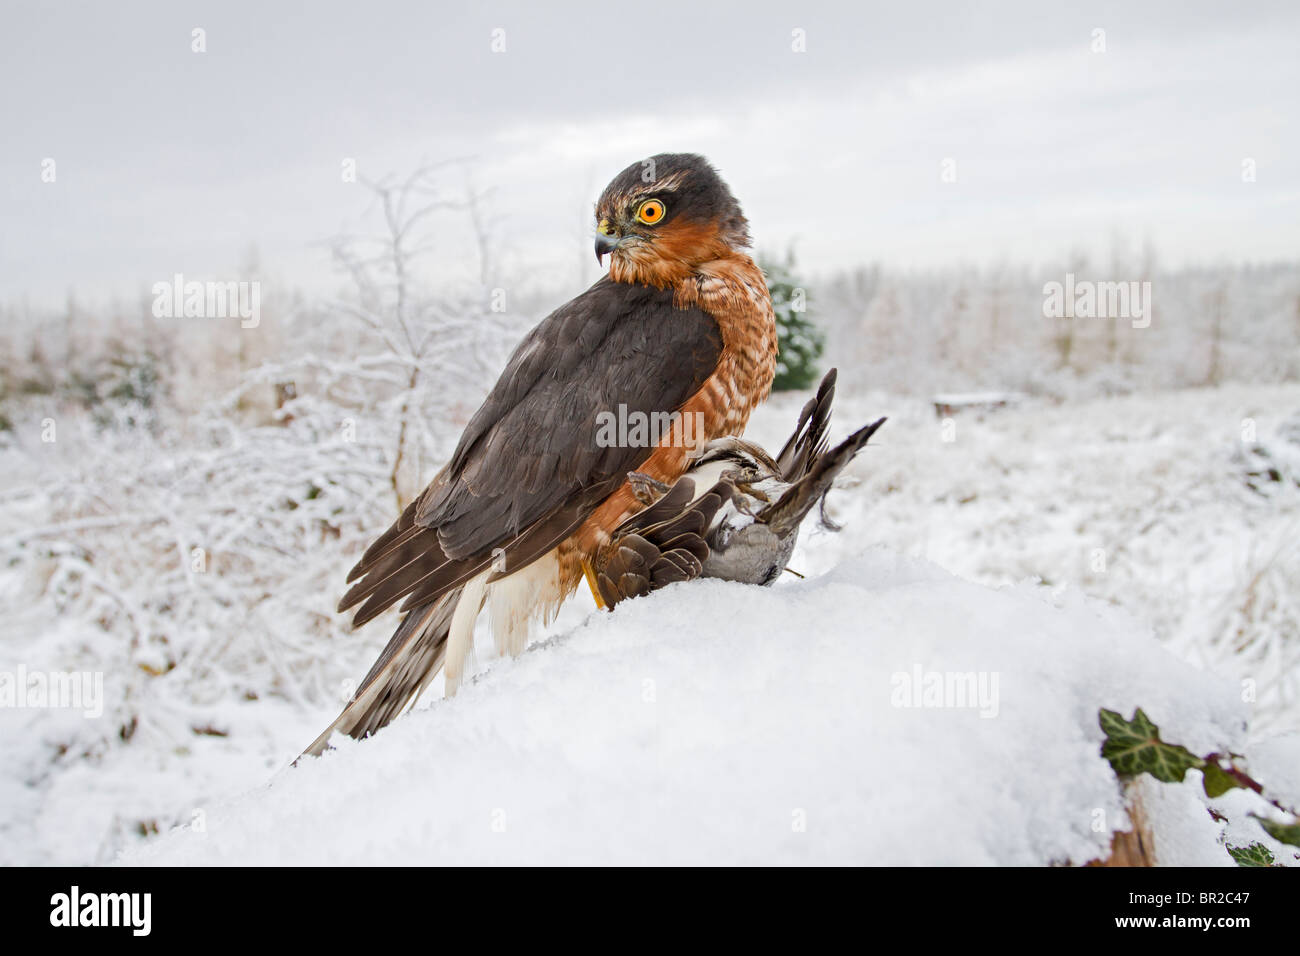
(582, 559, 607, 610)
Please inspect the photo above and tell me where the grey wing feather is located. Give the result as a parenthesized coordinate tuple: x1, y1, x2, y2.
(338, 276, 722, 626)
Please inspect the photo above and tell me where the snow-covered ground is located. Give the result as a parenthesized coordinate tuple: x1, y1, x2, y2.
(756, 381, 1300, 738)
(2, 381, 1299, 865)
(119, 549, 1273, 866)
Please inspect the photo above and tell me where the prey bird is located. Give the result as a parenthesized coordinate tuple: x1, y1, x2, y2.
(304, 153, 778, 757)
(592, 368, 886, 606)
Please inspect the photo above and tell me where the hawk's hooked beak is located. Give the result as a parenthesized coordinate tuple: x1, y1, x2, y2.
(594, 231, 619, 265)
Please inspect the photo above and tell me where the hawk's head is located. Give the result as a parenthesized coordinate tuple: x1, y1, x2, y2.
(594, 153, 751, 286)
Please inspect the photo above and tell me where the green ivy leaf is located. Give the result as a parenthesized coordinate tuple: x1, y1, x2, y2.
(1099, 708, 1205, 783)
(1202, 761, 1244, 799)
(1253, 815, 1300, 848)
(1227, 843, 1275, 867)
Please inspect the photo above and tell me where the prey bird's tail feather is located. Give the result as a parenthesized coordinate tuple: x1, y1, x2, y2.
(300, 588, 461, 759)
(761, 416, 887, 539)
(774, 367, 838, 481)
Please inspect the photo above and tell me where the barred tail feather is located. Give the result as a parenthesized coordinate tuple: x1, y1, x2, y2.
(299, 589, 460, 759)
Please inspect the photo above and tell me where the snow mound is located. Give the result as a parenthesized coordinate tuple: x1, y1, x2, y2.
(120, 548, 1247, 866)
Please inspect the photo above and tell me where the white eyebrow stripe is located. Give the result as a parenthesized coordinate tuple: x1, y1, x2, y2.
(642, 169, 688, 192)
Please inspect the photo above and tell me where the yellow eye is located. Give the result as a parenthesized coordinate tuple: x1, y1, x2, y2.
(635, 199, 666, 225)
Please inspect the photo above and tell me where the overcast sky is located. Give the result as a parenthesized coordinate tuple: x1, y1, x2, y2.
(3, 0, 1297, 308)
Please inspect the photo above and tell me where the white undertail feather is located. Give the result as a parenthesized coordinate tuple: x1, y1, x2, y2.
(445, 570, 488, 696)
(488, 550, 564, 659)
(445, 551, 567, 695)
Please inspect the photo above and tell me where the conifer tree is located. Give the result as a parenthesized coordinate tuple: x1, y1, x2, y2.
(762, 248, 824, 392)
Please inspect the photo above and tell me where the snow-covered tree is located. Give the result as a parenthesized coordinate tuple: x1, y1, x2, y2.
(761, 248, 824, 392)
